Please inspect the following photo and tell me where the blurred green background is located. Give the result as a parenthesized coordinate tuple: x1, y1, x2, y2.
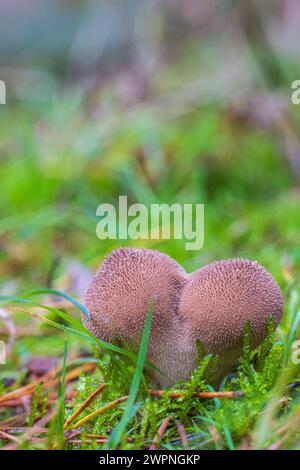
(0, 0, 300, 307)
(1, 0, 300, 451)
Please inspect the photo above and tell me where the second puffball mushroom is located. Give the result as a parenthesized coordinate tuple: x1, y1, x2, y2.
(179, 258, 284, 385)
(83, 248, 283, 387)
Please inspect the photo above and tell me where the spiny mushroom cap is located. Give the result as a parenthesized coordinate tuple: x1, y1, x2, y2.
(84, 247, 187, 350)
(179, 258, 284, 357)
(84, 252, 284, 387)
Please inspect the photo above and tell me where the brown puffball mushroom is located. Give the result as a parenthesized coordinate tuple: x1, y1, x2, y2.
(83, 247, 196, 387)
(84, 250, 284, 388)
(179, 258, 284, 385)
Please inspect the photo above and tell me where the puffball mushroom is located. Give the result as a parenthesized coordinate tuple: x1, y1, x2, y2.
(179, 258, 284, 384)
(83, 249, 284, 387)
(83, 247, 196, 386)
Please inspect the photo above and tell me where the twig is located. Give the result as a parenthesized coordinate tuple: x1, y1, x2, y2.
(288, 381, 300, 390)
(72, 396, 128, 429)
(0, 389, 77, 407)
(0, 412, 28, 427)
(174, 419, 188, 449)
(81, 434, 134, 443)
(149, 416, 172, 450)
(209, 425, 221, 448)
(67, 439, 108, 444)
(268, 438, 285, 451)
(135, 148, 156, 190)
(1, 443, 18, 451)
(34, 409, 56, 428)
(0, 426, 47, 434)
(275, 407, 300, 445)
(148, 389, 244, 399)
(0, 363, 95, 404)
(0, 430, 22, 444)
(64, 383, 106, 429)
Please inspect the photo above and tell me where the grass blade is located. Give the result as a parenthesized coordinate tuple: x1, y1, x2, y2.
(56, 339, 68, 449)
(107, 303, 153, 449)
